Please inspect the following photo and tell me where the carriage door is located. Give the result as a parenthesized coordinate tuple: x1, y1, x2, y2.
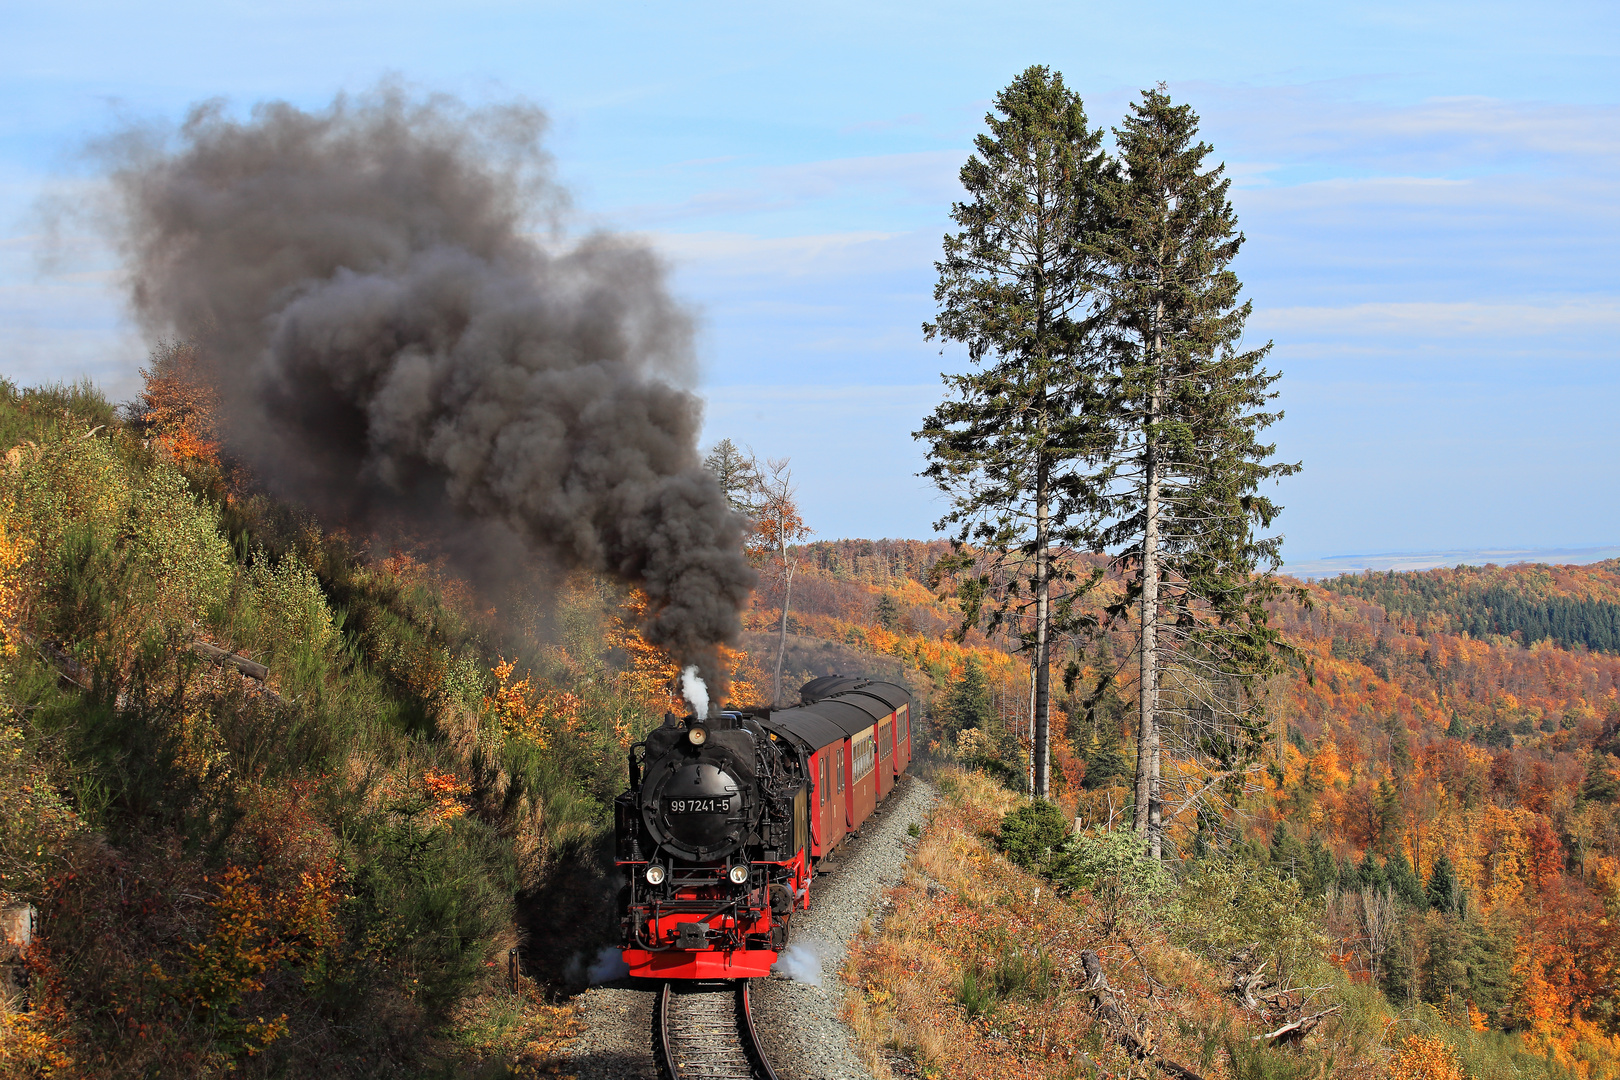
(818, 754, 830, 851)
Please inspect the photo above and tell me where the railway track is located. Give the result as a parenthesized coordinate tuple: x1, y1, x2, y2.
(655, 980, 779, 1080)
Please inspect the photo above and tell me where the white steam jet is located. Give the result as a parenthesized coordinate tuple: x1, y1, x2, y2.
(680, 665, 710, 718)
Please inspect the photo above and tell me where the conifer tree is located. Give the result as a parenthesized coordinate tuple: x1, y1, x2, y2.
(1079, 720, 1129, 790)
(918, 65, 1113, 800)
(1580, 754, 1619, 804)
(703, 438, 759, 517)
(1268, 822, 1306, 879)
(1303, 833, 1336, 897)
(1092, 87, 1300, 856)
(1426, 849, 1460, 913)
(941, 655, 995, 738)
(876, 593, 901, 632)
(1387, 847, 1426, 909)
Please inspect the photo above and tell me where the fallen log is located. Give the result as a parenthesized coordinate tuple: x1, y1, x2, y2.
(188, 640, 269, 681)
(1080, 950, 1207, 1080)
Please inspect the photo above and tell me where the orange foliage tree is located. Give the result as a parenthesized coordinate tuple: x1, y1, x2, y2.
(750, 456, 811, 706)
(136, 340, 220, 468)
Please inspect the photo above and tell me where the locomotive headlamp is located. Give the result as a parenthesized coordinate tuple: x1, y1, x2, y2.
(644, 864, 666, 885)
(687, 725, 708, 746)
(728, 864, 749, 885)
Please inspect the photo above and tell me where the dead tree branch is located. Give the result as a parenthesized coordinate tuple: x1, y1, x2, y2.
(1080, 950, 1207, 1080)
(1252, 1006, 1342, 1047)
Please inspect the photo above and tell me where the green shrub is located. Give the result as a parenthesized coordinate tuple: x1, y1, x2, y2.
(987, 945, 1056, 1001)
(998, 798, 1071, 872)
(954, 944, 1057, 1021)
(126, 466, 234, 634)
(246, 549, 338, 664)
(1047, 826, 1169, 932)
(1172, 854, 1327, 988)
(1225, 1037, 1331, 1080)
(347, 805, 518, 1011)
(955, 962, 996, 1018)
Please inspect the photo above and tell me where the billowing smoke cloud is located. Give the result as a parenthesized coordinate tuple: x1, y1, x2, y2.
(104, 89, 756, 687)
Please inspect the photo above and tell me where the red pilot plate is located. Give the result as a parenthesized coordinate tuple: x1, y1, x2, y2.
(623, 947, 778, 980)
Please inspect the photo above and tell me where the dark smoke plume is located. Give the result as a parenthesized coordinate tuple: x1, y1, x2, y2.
(105, 89, 756, 687)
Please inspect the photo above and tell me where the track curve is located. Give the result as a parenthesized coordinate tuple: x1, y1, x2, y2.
(655, 980, 779, 1080)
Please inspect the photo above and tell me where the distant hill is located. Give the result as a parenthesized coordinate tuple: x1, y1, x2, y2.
(1316, 559, 1620, 654)
(1284, 544, 1620, 578)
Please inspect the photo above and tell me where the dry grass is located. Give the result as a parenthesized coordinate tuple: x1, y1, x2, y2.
(445, 974, 581, 1077)
(843, 764, 1243, 1080)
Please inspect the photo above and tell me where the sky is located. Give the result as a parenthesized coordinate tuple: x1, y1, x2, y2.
(1, 0, 1616, 562)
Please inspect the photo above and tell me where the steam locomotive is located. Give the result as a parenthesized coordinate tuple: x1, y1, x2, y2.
(614, 676, 914, 979)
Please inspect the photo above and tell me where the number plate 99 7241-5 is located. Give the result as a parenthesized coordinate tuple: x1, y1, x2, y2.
(667, 798, 729, 814)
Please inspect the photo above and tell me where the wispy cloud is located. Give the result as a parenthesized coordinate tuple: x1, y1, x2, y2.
(1198, 85, 1620, 178)
(1257, 299, 1620, 339)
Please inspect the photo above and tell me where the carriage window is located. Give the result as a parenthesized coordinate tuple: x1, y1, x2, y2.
(819, 756, 827, 805)
(852, 733, 875, 780)
(838, 755, 845, 792)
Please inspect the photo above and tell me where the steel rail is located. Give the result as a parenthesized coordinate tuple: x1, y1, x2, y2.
(655, 980, 778, 1080)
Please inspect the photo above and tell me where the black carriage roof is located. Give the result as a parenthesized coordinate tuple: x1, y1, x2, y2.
(802, 699, 877, 738)
(799, 676, 912, 713)
(762, 705, 846, 753)
(799, 675, 865, 704)
(848, 681, 911, 711)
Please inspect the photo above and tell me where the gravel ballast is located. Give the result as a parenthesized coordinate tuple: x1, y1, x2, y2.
(565, 773, 938, 1080)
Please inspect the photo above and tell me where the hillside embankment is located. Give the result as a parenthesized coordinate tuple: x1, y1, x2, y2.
(0, 382, 729, 1076)
(839, 765, 1601, 1080)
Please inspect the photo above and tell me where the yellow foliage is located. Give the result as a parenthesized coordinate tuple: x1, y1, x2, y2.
(0, 1002, 75, 1076)
(0, 510, 31, 657)
(0, 941, 76, 1076)
(1390, 1033, 1464, 1080)
(607, 591, 683, 714)
(485, 658, 589, 748)
(487, 658, 546, 747)
(178, 866, 293, 1055)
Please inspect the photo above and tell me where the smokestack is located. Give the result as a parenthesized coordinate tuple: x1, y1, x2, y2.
(104, 88, 756, 689)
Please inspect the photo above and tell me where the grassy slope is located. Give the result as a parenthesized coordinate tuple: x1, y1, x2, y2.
(0, 382, 694, 1077)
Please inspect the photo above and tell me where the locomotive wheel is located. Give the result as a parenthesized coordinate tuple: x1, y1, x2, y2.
(767, 883, 792, 914)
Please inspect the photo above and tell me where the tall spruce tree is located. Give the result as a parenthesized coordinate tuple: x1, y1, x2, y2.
(1426, 849, 1460, 913)
(1093, 87, 1300, 856)
(917, 65, 1112, 800)
(703, 438, 759, 517)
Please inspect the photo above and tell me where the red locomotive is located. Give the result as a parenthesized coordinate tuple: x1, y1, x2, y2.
(614, 677, 914, 979)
